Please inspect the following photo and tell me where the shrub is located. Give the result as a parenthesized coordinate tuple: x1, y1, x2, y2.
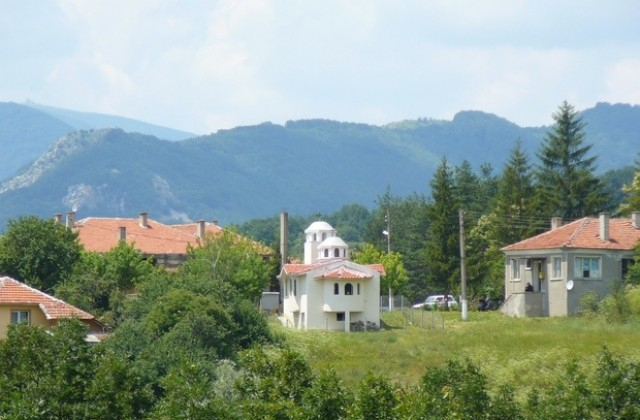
(578, 291, 600, 317)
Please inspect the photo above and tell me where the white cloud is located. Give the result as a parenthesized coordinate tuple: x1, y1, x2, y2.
(0, 1, 638, 133)
(605, 59, 640, 105)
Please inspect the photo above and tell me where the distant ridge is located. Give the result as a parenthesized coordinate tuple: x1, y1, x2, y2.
(25, 101, 198, 141)
(0, 102, 638, 230)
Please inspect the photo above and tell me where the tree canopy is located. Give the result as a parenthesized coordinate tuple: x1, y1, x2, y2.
(0, 216, 82, 292)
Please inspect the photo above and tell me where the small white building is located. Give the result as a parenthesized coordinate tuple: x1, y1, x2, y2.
(278, 221, 384, 331)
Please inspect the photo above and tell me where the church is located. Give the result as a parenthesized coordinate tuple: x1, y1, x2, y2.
(278, 221, 384, 331)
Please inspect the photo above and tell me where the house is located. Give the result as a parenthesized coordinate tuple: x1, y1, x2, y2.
(69, 212, 224, 269)
(0, 276, 104, 340)
(501, 212, 640, 317)
(278, 221, 385, 331)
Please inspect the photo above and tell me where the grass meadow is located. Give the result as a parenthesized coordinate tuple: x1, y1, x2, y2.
(273, 309, 640, 400)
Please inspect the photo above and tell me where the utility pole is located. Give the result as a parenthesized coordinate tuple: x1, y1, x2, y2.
(459, 209, 468, 320)
(383, 209, 393, 310)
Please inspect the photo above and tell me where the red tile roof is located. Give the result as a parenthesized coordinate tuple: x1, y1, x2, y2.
(315, 266, 372, 280)
(170, 221, 224, 237)
(75, 217, 273, 257)
(502, 217, 640, 252)
(283, 262, 386, 277)
(0, 276, 95, 320)
(75, 217, 201, 254)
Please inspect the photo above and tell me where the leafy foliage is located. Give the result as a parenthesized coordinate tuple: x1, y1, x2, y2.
(0, 215, 82, 292)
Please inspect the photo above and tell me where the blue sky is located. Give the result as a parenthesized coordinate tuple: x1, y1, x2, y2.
(2, 1, 639, 134)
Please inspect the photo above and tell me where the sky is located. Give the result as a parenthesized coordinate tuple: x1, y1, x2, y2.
(2, 1, 640, 135)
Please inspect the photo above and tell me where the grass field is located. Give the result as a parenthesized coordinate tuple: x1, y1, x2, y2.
(273, 309, 640, 399)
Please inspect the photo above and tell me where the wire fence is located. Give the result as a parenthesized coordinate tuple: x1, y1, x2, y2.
(380, 295, 446, 329)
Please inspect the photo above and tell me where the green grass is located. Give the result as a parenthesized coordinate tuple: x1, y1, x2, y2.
(272, 310, 640, 399)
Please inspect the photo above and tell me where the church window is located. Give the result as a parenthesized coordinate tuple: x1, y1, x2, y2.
(345, 283, 353, 295)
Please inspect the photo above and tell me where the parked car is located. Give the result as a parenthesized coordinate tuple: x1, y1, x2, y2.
(412, 294, 458, 310)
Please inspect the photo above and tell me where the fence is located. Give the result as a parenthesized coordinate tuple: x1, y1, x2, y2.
(380, 295, 445, 329)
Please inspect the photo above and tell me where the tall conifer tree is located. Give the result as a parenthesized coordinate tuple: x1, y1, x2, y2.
(536, 101, 610, 219)
(425, 158, 459, 301)
(493, 140, 540, 245)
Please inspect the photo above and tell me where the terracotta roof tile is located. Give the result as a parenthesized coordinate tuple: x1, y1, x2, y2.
(502, 217, 640, 252)
(283, 262, 386, 277)
(315, 266, 372, 280)
(76, 217, 201, 254)
(0, 276, 95, 320)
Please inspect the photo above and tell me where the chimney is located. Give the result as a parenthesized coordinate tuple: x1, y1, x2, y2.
(53, 214, 63, 224)
(197, 220, 206, 239)
(211, 220, 219, 226)
(551, 217, 563, 230)
(632, 212, 640, 229)
(139, 212, 148, 228)
(119, 226, 127, 242)
(65, 211, 76, 228)
(599, 212, 610, 241)
(280, 212, 289, 267)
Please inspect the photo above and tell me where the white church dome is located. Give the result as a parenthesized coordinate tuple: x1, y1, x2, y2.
(318, 236, 348, 249)
(305, 221, 335, 233)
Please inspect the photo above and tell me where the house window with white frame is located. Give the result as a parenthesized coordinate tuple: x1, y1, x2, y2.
(11, 310, 30, 325)
(552, 257, 562, 279)
(574, 256, 601, 279)
(511, 259, 521, 281)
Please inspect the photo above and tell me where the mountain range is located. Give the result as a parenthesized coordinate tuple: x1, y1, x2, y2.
(0, 101, 638, 230)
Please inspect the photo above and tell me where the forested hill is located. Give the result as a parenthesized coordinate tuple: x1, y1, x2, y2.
(0, 102, 197, 181)
(0, 102, 638, 229)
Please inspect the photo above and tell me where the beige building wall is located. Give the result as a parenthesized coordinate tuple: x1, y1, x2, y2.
(0, 305, 50, 339)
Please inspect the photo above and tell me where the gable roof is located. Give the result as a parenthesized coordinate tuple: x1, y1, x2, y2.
(502, 217, 640, 252)
(75, 216, 202, 255)
(0, 276, 95, 321)
(281, 261, 385, 277)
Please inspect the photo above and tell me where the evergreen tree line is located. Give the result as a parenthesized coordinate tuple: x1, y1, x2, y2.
(239, 101, 640, 303)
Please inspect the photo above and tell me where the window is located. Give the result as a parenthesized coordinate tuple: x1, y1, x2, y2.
(322, 233, 327, 240)
(293, 279, 297, 296)
(574, 257, 601, 279)
(357, 283, 360, 295)
(345, 283, 353, 295)
(552, 257, 562, 279)
(11, 310, 30, 325)
(324, 249, 329, 258)
(336, 312, 345, 321)
(511, 259, 521, 280)
(334, 283, 339, 295)
(334, 248, 340, 257)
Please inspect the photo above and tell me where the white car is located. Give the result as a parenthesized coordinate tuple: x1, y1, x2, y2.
(412, 294, 458, 310)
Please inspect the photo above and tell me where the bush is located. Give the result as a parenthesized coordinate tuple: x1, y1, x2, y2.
(578, 291, 600, 317)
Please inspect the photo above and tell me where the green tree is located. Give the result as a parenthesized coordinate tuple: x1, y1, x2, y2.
(352, 373, 398, 419)
(619, 170, 640, 215)
(536, 101, 611, 219)
(419, 359, 494, 419)
(380, 252, 409, 306)
(493, 140, 542, 246)
(353, 243, 409, 310)
(425, 158, 460, 304)
(302, 369, 352, 420)
(56, 242, 155, 327)
(367, 190, 430, 302)
(0, 216, 82, 292)
(180, 228, 275, 302)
